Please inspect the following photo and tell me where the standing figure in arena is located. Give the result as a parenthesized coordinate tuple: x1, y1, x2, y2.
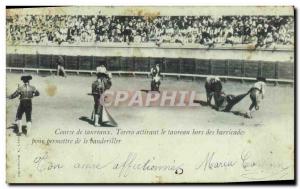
(150, 63, 161, 92)
(8, 75, 40, 136)
(205, 76, 222, 106)
(246, 77, 267, 118)
(56, 56, 67, 78)
(91, 70, 112, 127)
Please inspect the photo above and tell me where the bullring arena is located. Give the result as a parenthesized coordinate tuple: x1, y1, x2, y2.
(6, 44, 294, 152)
(5, 7, 295, 182)
(6, 42, 294, 134)
(6, 71, 294, 132)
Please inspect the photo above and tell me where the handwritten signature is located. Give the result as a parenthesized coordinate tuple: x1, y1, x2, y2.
(32, 151, 291, 180)
(33, 152, 64, 172)
(239, 150, 290, 180)
(195, 152, 237, 171)
(112, 152, 184, 177)
(194, 151, 291, 180)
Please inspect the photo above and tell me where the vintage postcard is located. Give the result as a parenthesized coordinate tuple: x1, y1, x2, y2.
(6, 6, 295, 183)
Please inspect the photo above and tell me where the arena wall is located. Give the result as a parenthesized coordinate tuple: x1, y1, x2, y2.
(6, 45, 294, 81)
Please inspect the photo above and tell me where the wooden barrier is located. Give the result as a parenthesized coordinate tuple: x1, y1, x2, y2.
(6, 54, 294, 82)
(6, 67, 294, 84)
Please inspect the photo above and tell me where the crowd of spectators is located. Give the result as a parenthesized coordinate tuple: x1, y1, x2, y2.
(6, 14, 294, 48)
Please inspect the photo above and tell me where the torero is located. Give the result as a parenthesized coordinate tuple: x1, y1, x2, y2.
(91, 71, 112, 126)
(8, 75, 40, 136)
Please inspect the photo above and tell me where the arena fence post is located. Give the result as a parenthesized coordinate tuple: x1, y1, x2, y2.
(22, 54, 26, 72)
(259, 61, 263, 77)
(105, 57, 109, 72)
(37, 53, 40, 69)
(77, 55, 80, 71)
(162, 58, 165, 80)
(118, 56, 121, 76)
(77, 56, 83, 74)
(50, 54, 53, 74)
(36, 53, 40, 75)
(257, 62, 261, 77)
(133, 56, 136, 77)
(147, 57, 150, 78)
(90, 55, 95, 76)
(241, 60, 245, 83)
(6, 54, 10, 68)
(274, 62, 279, 86)
(209, 59, 212, 75)
(225, 59, 229, 82)
(179, 58, 182, 76)
(192, 59, 196, 81)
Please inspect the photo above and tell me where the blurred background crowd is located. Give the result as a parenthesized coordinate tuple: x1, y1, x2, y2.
(6, 14, 294, 48)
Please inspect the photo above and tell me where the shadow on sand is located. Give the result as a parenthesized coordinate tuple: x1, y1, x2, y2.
(193, 100, 249, 118)
(79, 116, 117, 127)
(7, 124, 27, 135)
(231, 111, 248, 118)
(140, 89, 150, 93)
(141, 89, 161, 94)
(193, 100, 209, 106)
(79, 116, 94, 125)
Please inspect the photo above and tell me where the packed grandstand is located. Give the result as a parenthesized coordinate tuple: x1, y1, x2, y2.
(7, 15, 294, 48)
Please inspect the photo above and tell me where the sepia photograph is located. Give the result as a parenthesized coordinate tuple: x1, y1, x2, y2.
(5, 6, 295, 183)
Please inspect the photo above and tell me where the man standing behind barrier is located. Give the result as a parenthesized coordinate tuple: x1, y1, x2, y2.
(150, 63, 161, 92)
(8, 75, 40, 136)
(91, 70, 112, 126)
(56, 56, 67, 78)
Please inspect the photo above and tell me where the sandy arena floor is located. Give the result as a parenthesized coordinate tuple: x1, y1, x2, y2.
(6, 73, 294, 131)
(6, 73, 295, 183)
